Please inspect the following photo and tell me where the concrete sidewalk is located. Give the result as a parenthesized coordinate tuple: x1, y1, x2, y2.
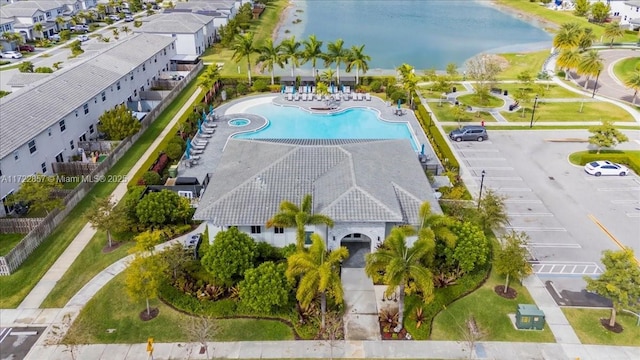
(25, 340, 640, 360)
(17, 87, 203, 310)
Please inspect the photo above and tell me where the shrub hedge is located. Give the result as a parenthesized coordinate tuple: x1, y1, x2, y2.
(415, 102, 460, 171)
(572, 151, 640, 175)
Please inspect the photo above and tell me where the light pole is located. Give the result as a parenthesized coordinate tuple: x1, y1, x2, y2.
(428, 111, 433, 127)
(477, 170, 486, 210)
(529, 95, 538, 128)
(591, 69, 601, 98)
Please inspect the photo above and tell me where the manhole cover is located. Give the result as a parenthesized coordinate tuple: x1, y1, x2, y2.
(549, 176, 555, 180)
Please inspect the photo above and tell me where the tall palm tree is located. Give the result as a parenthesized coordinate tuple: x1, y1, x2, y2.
(33, 23, 44, 40)
(346, 44, 370, 85)
(577, 27, 596, 51)
(231, 32, 256, 84)
(96, 4, 107, 20)
(578, 49, 603, 89)
(624, 69, 640, 105)
(302, 35, 323, 79)
(365, 226, 434, 331)
(286, 234, 348, 330)
(320, 68, 335, 85)
(417, 202, 456, 249)
(280, 36, 301, 77)
(55, 17, 66, 32)
(256, 38, 283, 85)
(556, 48, 582, 80)
(266, 194, 334, 250)
(198, 64, 220, 103)
(325, 39, 350, 85)
(603, 22, 624, 47)
(553, 23, 581, 50)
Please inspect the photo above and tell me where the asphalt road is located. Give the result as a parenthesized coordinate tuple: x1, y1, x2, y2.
(452, 129, 640, 304)
(0, 326, 47, 360)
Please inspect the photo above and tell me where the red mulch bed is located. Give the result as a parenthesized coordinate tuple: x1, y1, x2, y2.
(379, 321, 410, 340)
(139, 308, 159, 321)
(102, 242, 123, 254)
(494, 285, 517, 299)
(600, 318, 624, 333)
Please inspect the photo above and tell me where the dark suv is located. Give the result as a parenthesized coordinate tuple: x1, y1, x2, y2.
(449, 125, 488, 142)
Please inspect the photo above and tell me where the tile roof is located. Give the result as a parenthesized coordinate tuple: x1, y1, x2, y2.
(0, 33, 174, 159)
(6, 72, 52, 87)
(135, 19, 203, 34)
(193, 139, 438, 226)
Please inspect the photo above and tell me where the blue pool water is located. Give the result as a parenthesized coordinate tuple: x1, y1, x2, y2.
(233, 104, 418, 149)
(229, 118, 250, 127)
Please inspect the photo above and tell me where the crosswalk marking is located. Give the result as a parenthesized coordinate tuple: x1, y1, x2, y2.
(531, 261, 602, 275)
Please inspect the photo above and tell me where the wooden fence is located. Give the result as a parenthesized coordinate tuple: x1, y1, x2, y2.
(0, 61, 203, 276)
(0, 218, 44, 234)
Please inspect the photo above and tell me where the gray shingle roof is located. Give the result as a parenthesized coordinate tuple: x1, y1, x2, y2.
(135, 19, 203, 34)
(6, 72, 51, 87)
(0, 33, 175, 159)
(193, 139, 438, 226)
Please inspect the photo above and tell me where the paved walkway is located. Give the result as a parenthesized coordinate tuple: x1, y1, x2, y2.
(341, 268, 380, 341)
(17, 87, 203, 310)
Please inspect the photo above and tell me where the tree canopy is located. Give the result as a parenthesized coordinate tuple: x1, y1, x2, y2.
(97, 104, 141, 140)
(588, 120, 629, 153)
(494, 231, 532, 293)
(201, 227, 256, 286)
(8, 175, 63, 215)
(135, 190, 193, 225)
(239, 261, 291, 314)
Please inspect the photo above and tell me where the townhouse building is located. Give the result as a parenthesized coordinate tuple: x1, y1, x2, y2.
(135, 12, 215, 55)
(0, 33, 177, 216)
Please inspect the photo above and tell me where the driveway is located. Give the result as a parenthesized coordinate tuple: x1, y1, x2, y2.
(570, 49, 639, 103)
(452, 130, 640, 303)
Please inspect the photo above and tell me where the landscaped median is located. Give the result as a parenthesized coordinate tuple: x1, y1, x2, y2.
(0, 75, 202, 309)
(562, 308, 640, 346)
(500, 101, 635, 123)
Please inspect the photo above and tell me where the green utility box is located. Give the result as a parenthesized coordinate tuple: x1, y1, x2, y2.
(168, 165, 178, 178)
(515, 304, 545, 330)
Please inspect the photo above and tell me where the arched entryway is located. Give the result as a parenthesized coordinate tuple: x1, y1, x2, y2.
(340, 233, 372, 268)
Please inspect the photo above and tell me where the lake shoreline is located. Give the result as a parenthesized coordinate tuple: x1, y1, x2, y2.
(490, 0, 561, 32)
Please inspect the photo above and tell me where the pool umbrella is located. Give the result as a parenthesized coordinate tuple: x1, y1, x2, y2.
(421, 144, 425, 155)
(397, 99, 401, 109)
(281, 84, 285, 93)
(201, 112, 207, 123)
(197, 118, 202, 133)
(185, 138, 191, 159)
(137, 100, 142, 112)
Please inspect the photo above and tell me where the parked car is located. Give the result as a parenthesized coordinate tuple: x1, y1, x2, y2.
(77, 34, 89, 42)
(449, 125, 488, 142)
(584, 160, 629, 177)
(0, 51, 23, 59)
(50, 34, 61, 41)
(124, 15, 134, 22)
(184, 234, 202, 258)
(70, 24, 89, 32)
(18, 44, 35, 52)
(109, 14, 120, 21)
(13, 201, 30, 216)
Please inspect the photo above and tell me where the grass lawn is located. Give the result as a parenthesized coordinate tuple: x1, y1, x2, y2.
(493, 83, 587, 99)
(41, 233, 134, 308)
(0, 76, 201, 309)
(430, 270, 555, 342)
(613, 57, 640, 83)
(429, 102, 494, 123)
(497, 51, 550, 80)
(496, 0, 638, 42)
(501, 101, 635, 123)
(65, 274, 294, 344)
(0, 233, 24, 256)
(418, 83, 463, 99)
(569, 150, 640, 165)
(562, 308, 640, 346)
(456, 94, 504, 108)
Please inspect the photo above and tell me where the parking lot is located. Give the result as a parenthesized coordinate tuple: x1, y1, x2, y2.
(451, 129, 640, 303)
(0, 326, 47, 360)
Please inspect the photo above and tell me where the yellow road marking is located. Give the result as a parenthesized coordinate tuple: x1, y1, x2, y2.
(588, 214, 639, 265)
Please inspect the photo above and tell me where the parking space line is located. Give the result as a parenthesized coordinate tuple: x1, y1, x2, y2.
(626, 213, 640, 218)
(504, 199, 542, 204)
(611, 200, 639, 204)
(497, 188, 532, 192)
(528, 243, 581, 248)
(0, 327, 12, 344)
(465, 158, 507, 161)
(468, 166, 514, 170)
(483, 176, 523, 181)
(531, 261, 602, 275)
(509, 213, 553, 217)
(505, 226, 566, 232)
(458, 149, 500, 153)
(597, 187, 640, 192)
(588, 214, 640, 265)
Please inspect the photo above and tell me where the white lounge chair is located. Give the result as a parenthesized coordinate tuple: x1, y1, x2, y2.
(335, 93, 341, 101)
(294, 93, 300, 101)
(357, 93, 363, 101)
(189, 155, 201, 161)
(302, 93, 308, 101)
(198, 133, 212, 139)
(287, 93, 293, 101)
(204, 122, 217, 128)
(190, 149, 203, 155)
(365, 93, 371, 101)
(192, 140, 207, 147)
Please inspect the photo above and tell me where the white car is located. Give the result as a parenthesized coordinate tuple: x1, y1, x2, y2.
(584, 160, 629, 177)
(109, 14, 120, 21)
(77, 35, 89, 42)
(1, 51, 22, 59)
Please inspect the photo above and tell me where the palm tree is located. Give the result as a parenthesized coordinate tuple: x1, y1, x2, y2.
(577, 49, 603, 89)
(266, 194, 334, 250)
(553, 23, 580, 50)
(577, 27, 596, 51)
(346, 44, 370, 85)
(96, 4, 107, 20)
(256, 38, 283, 85)
(112, 28, 119, 40)
(556, 48, 582, 80)
(198, 64, 220, 103)
(365, 226, 434, 331)
(320, 68, 335, 85)
(624, 69, 640, 105)
(33, 23, 44, 40)
(121, 26, 130, 36)
(286, 234, 348, 330)
(231, 32, 256, 84)
(417, 202, 456, 249)
(55, 17, 66, 32)
(325, 39, 350, 85)
(603, 22, 624, 47)
(397, 63, 417, 106)
(280, 36, 302, 77)
(302, 35, 323, 79)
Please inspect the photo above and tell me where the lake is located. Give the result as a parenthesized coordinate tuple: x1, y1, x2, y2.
(275, 0, 552, 70)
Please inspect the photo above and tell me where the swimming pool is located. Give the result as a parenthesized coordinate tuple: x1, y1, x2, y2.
(229, 118, 250, 127)
(233, 103, 418, 149)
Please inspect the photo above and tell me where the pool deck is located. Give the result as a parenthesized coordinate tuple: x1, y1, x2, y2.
(177, 93, 440, 183)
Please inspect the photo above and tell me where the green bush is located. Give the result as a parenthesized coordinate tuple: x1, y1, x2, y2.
(252, 79, 268, 92)
(369, 80, 383, 92)
(34, 67, 53, 73)
(236, 83, 248, 95)
(573, 151, 640, 175)
(89, 24, 99, 32)
(142, 171, 162, 185)
(160, 282, 239, 317)
(59, 30, 71, 41)
(165, 142, 183, 160)
(390, 89, 407, 103)
(255, 242, 285, 264)
(416, 103, 459, 171)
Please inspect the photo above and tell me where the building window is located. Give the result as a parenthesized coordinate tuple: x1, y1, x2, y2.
(94, 97, 97, 104)
(48, 128, 52, 136)
(59, 120, 66, 132)
(163, 49, 166, 55)
(75, 111, 78, 117)
(134, 89, 137, 97)
(353, 233, 362, 238)
(46, 11, 51, 17)
(142, 64, 145, 71)
(89, 124, 94, 134)
(117, 81, 121, 90)
(83, 104, 89, 114)
(274, 227, 284, 234)
(305, 231, 313, 245)
(130, 73, 134, 80)
(28, 140, 37, 154)
(101, 92, 106, 101)
(69, 140, 74, 150)
(14, 151, 19, 161)
(250, 226, 261, 234)
(41, 162, 47, 173)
